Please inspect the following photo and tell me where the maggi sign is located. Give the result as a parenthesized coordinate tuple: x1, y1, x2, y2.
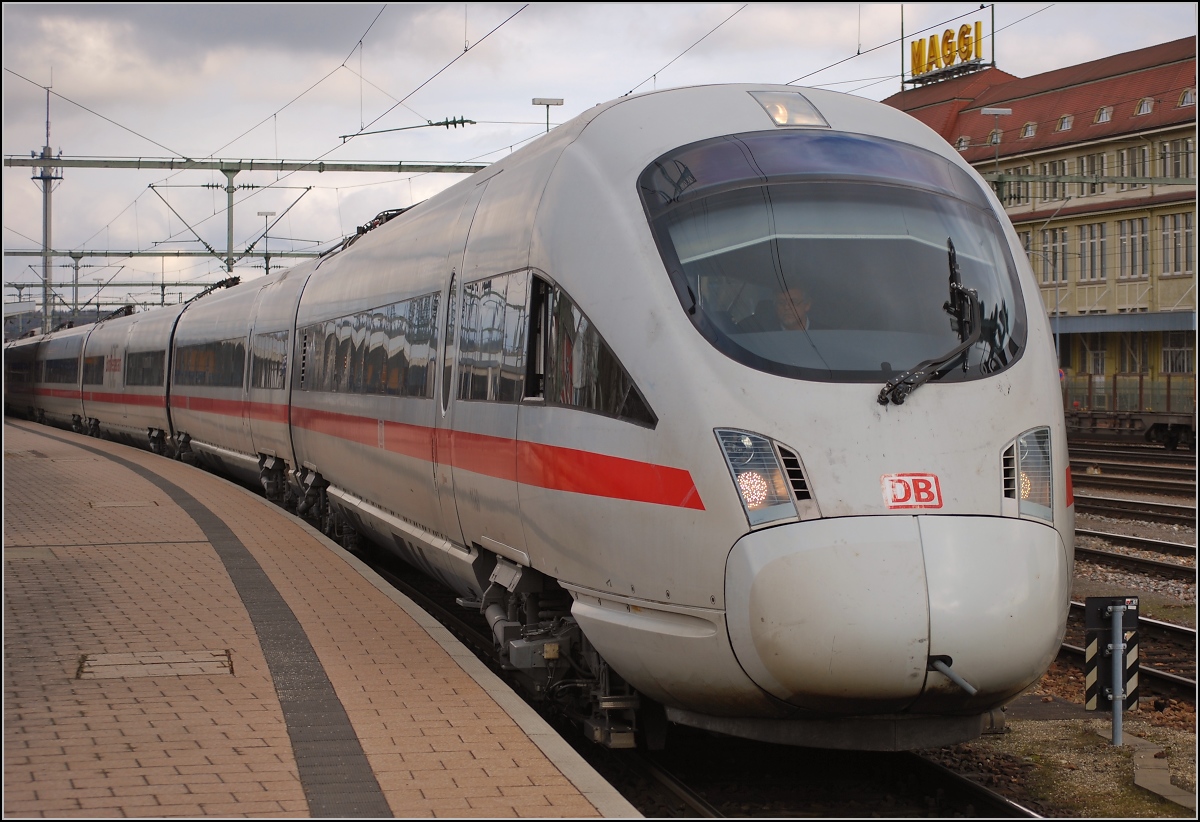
(911, 22, 982, 78)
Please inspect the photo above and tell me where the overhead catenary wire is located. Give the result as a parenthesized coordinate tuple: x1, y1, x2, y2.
(787, 3, 1054, 86)
(4, 67, 187, 158)
(623, 4, 748, 97)
(7, 3, 1089, 308)
(341, 4, 529, 143)
(6, 3, 513, 304)
(156, 3, 531, 249)
(133, 2, 530, 257)
(208, 4, 392, 158)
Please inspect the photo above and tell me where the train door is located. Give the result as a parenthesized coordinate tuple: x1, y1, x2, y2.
(119, 321, 138, 426)
(245, 275, 306, 467)
(433, 182, 489, 548)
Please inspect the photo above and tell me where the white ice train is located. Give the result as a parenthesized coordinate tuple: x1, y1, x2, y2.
(5, 84, 1074, 751)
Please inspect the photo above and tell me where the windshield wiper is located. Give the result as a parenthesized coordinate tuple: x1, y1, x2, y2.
(877, 238, 981, 406)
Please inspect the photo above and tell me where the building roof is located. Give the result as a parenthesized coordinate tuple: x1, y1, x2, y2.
(883, 38, 1197, 163)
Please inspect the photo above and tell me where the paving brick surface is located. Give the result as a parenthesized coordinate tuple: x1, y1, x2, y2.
(4, 421, 616, 818)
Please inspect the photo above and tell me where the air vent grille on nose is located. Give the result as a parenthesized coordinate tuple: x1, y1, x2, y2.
(776, 446, 811, 501)
(1002, 442, 1017, 499)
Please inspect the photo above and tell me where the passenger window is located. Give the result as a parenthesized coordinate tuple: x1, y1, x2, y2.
(405, 293, 438, 398)
(44, 357, 79, 384)
(441, 274, 457, 411)
(82, 356, 105, 385)
(298, 291, 441, 399)
(363, 312, 387, 394)
(499, 274, 528, 402)
(127, 350, 168, 387)
(250, 331, 288, 390)
(173, 341, 242, 387)
(528, 277, 656, 426)
(457, 272, 528, 403)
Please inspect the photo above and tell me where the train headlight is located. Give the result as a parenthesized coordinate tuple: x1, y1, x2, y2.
(716, 429, 795, 526)
(1017, 427, 1053, 521)
(749, 91, 830, 128)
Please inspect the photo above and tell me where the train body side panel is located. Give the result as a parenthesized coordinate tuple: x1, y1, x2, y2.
(32, 325, 88, 427)
(3, 338, 41, 417)
(170, 282, 264, 480)
(246, 266, 315, 468)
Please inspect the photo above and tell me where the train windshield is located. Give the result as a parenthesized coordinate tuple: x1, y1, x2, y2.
(638, 131, 1027, 384)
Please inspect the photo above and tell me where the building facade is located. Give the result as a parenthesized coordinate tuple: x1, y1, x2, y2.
(885, 37, 1196, 443)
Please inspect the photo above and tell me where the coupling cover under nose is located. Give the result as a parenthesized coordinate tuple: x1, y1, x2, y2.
(725, 516, 929, 712)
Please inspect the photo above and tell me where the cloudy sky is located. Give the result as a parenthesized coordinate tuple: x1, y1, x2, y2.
(3, 3, 1196, 311)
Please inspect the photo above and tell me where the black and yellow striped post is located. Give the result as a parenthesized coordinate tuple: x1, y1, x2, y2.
(1083, 596, 1140, 745)
(1085, 629, 1139, 708)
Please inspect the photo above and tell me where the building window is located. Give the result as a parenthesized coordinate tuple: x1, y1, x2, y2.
(1081, 333, 1105, 375)
(1078, 153, 1106, 196)
(1095, 106, 1113, 124)
(988, 129, 1002, 146)
(1120, 333, 1149, 374)
(1039, 159, 1069, 201)
(1040, 227, 1069, 284)
(1135, 98, 1154, 116)
(1056, 114, 1073, 131)
(1117, 146, 1148, 190)
(1003, 165, 1030, 205)
(1160, 212, 1194, 276)
(1181, 89, 1196, 107)
(1117, 218, 1149, 279)
(1078, 223, 1106, 282)
(955, 136, 969, 151)
(1020, 122, 1036, 138)
(1159, 138, 1194, 179)
(1162, 331, 1195, 374)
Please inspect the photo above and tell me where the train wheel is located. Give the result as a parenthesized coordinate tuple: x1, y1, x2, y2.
(638, 698, 669, 751)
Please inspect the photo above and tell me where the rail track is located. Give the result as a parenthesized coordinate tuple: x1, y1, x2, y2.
(1073, 494, 1197, 526)
(1074, 544, 1195, 580)
(1076, 528, 1196, 560)
(1069, 441, 1197, 466)
(353, 542, 1037, 817)
(1069, 458, 1196, 481)
(1062, 602, 1196, 702)
(1071, 472, 1196, 496)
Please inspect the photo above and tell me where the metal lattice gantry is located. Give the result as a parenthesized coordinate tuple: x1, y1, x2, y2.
(3, 154, 489, 333)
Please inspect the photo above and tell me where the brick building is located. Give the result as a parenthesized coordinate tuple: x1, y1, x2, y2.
(884, 37, 1196, 438)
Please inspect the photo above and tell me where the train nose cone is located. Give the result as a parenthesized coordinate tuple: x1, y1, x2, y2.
(725, 517, 930, 712)
(907, 516, 1069, 712)
(725, 516, 1070, 713)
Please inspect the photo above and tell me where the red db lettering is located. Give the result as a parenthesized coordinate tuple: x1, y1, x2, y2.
(881, 473, 943, 509)
(913, 478, 935, 503)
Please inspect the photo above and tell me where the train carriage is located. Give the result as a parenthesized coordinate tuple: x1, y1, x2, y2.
(32, 324, 90, 431)
(5, 84, 1075, 752)
(168, 283, 266, 483)
(80, 306, 183, 451)
(4, 335, 43, 420)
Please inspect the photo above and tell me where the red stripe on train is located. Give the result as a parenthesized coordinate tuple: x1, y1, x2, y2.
(173, 394, 289, 424)
(35, 387, 166, 407)
(291, 405, 704, 510)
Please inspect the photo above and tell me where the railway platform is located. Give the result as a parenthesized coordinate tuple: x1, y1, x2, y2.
(3, 419, 638, 818)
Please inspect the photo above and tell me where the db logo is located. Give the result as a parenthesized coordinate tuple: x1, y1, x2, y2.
(881, 473, 943, 509)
